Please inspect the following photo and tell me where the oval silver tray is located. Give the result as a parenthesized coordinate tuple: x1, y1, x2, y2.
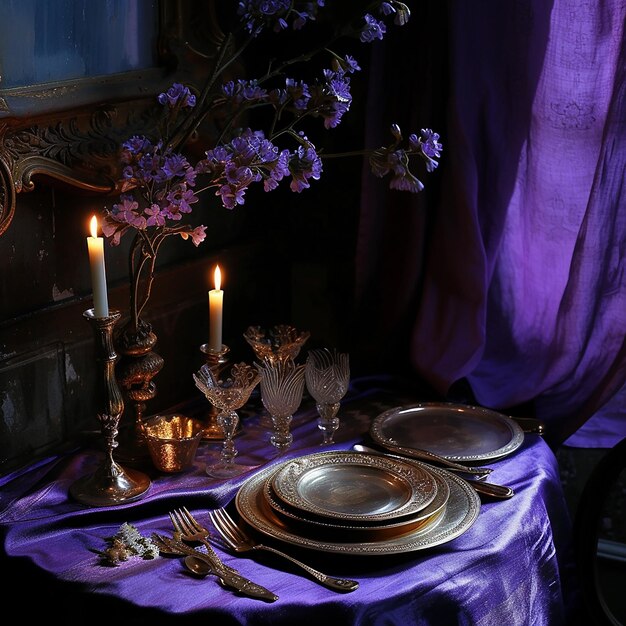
(270, 451, 438, 522)
(236, 458, 480, 555)
(370, 403, 525, 463)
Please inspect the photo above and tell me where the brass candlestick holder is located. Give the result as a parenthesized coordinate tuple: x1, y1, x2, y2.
(69, 309, 151, 506)
(199, 343, 232, 439)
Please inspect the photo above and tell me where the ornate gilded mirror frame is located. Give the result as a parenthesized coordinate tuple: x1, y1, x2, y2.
(0, 0, 221, 237)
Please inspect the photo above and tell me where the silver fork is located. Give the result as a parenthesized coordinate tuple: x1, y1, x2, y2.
(168, 507, 279, 601)
(170, 507, 218, 555)
(209, 507, 359, 592)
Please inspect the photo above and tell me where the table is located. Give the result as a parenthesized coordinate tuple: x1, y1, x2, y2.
(0, 375, 581, 625)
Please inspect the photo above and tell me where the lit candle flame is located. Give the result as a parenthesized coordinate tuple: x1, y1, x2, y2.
(214, 264, 222, 291)
(90, 215, 99, 239)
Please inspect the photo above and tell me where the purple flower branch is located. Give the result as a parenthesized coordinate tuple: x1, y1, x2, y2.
(102, 1, 435, 330)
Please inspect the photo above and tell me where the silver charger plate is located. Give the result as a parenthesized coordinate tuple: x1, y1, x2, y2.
(235, 457, 481, 555)
(264, 465, 450, 533)
(370, 403, 525, 463)
(270, 451, 438, 522)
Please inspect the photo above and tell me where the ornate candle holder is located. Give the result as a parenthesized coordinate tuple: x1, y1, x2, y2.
(70, 309, 151, 506)
(199, 343, 231, 440)
(193, 362, 260, 478)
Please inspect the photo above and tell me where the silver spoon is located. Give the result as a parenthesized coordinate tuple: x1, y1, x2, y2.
(185, 554, 213, 577)
(352, 444, 514, 499)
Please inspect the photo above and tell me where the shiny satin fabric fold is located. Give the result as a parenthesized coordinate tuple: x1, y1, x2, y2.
(0, 376, 578, 624)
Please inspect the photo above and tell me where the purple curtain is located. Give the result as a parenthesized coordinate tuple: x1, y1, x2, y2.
(356, 0, 626, 448)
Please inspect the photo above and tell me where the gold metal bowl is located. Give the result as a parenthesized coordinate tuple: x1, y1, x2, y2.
(143, 414, 203, 473)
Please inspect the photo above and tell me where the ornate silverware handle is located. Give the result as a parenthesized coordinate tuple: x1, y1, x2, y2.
(190, 550, 278, 601)
(394, 445, 493, 475)
(353, 445, 514, 499)
(252, 543, 359, 592)
(355, 443, 492, 476)
(157, 535, 278, 601)
(510, 416, 545, 434)
(467, 479, 514, 499)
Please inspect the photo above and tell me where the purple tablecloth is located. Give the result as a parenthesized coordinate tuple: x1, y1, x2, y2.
(0, 376, 579, 625)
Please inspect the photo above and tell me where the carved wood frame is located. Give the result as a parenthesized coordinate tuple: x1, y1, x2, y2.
(0, 0, 221, 237)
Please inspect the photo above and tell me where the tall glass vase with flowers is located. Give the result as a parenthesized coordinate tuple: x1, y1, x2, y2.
(100, 1, 442, 447)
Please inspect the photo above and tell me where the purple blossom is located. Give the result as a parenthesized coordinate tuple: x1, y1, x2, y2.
(238, 0, 324, 35)
(304, 69, 352, 129)
(285, 78, 311, 110)
(158, 82, 196, 108)
(343, 55, 361, 73)
(122, 135, 151, 160)
(165, 186, 198, 215)
(368, 123, 441, 193)
(222, 79, 268, 105)
(420, 128, 443, 159)
(102, 195, 145, 244)
(218, 183, 248, 209)
(263, 149, 290, 191)
(360, 14, 386, 43)
(144, 204, 166, 227)
(179, 225, 207, 246)
(198, 128, 295, 207)
(288, 143, 323, 192)
(390, 171, 424, 192)
(112, 196, 144, 226)
(237, 0, 291, 35)
(162, 154, 191, 180)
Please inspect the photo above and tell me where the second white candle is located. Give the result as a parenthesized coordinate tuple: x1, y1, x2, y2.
(208, 264, 223, 352)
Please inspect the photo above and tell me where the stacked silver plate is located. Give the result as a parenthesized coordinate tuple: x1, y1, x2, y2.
(235, 450, 481, 555)
(370, 403, 525, 463)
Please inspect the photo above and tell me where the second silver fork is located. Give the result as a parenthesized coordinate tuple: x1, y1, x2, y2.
(209, 507, 359, 592)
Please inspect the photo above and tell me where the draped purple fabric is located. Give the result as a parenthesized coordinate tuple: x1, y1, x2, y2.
(356, 0, 626, 448)
(0, 377, 578, 624)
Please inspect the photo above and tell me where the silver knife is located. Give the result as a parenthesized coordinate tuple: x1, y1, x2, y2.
(352, 444, 514, 499)
(151, 533, 279, 602)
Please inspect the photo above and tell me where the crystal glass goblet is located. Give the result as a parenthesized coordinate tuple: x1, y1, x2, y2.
(305, 348, 350, 445)
(244, 325, 309, 428)
(193, 362, 260, 478)
(244, 324, 310, 365)
(256, 358, 306, 454)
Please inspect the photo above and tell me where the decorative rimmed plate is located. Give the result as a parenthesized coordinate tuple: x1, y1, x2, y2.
(370, 403, 525, 463)
(264, 465, 450, 537)
(235, 459, 480, 555)
(270, 451, 438, 523)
